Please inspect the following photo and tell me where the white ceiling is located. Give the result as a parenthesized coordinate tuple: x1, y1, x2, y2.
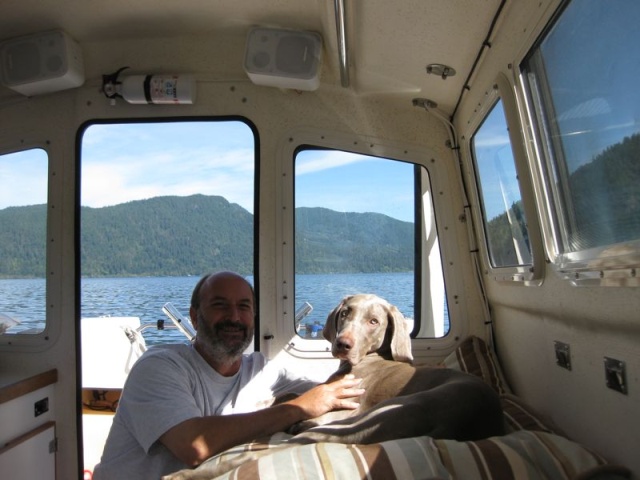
(0, 0, 505, 114)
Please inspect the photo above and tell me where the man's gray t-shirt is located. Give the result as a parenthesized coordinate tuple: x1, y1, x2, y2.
(93, 344, 317, 480)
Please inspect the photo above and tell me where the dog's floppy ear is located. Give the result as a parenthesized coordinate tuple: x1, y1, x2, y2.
(387, 304, 414, 364)
(323, 296, 350, 342)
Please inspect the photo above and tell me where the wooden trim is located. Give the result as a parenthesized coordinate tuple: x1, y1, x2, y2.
(0, 369, 58, 405)
(0, 421, 55, 454)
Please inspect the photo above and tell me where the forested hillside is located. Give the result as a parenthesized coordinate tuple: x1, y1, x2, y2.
(0, 195, 413, 277)
(295, 207, 413, 273)
(0, 204, 48, 277)
(80, 195, 254, 276)
(569, 133, 640, 248)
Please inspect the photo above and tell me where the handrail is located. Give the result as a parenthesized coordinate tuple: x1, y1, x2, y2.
(162, 303, 196, 341)
(294, 301, 314, 331)
(334, 0, 350, 88)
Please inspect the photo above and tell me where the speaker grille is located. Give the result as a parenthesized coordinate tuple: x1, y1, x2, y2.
(244, 27, 322, 90)
(276, 36, 315, 75)
(0, 30, 84, 95)
(5, 42, 41, 82)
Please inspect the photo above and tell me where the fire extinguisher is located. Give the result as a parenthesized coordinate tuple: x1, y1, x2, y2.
(102, 67, 196, 104)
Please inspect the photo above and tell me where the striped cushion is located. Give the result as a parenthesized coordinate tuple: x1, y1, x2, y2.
(443, 337, 563, 435)
(501, 393, 565, 435)
(176, 431, 629, 480)
(432, 431, 628, 480)
(442, 335, 512, 394)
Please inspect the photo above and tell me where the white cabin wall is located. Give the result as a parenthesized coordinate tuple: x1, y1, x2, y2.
(490, 279, 640, 475)
(453, 0, 640, 476)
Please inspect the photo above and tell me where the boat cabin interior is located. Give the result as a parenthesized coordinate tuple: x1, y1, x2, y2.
(0, 0, 638, 479)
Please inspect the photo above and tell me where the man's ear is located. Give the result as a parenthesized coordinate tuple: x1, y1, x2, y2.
(189, 307, 199, 331)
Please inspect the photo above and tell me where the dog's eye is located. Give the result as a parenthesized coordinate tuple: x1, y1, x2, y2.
(340, 309, 349, 318)
(369, 318, 379, 325)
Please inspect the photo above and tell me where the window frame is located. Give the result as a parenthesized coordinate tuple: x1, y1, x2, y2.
(75, 116, 261, 344)
(276, 128, 467, 359)
(464, 74, 544, 285)
(0, 144, 60, 351)
(291, 146, 424, 337)
(518, 1, 640, 287)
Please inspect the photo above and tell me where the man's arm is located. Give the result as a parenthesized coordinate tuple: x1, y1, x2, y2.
(160, 375, 364, 466)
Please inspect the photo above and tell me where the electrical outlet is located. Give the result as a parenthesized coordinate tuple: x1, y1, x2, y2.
(34, 397, 49, 416)
(604, 357, 627, 394)
(554, 341, 571, 370)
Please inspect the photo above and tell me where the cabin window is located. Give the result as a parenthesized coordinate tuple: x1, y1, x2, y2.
(521, 0, 640, 277)
(471, 99, 532, 268)
(293, 149, 449, 339)
(79, 120, 256, 345)
(0, 149, 48, 337)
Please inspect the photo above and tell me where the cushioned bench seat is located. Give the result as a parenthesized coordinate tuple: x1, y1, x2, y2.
(165, 336, 631, 480)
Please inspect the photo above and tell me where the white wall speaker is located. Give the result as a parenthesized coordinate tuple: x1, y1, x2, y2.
(244, 27, 322, 91)
(0, 30, 85, 96)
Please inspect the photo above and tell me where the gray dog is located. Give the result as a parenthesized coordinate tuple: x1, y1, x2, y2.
(288, 293, 504, 443)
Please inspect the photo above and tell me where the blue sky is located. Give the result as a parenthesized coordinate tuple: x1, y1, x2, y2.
(1, 120, 418, 223)
(0, 149, 49, 209)
(472, 100, 521, 221)
(295, 150, 415, 222)
(80, 121, 256, 211)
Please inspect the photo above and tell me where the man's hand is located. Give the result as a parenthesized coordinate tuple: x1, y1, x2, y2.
(285, 374, 364, 418)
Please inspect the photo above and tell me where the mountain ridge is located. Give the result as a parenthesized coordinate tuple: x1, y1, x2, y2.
(0, 195, 413, 277)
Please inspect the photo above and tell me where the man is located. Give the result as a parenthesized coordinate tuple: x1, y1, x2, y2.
(93, 271, 364, 479)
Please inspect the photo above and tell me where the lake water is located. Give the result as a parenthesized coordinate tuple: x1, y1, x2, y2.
(1, 273, 447, 344)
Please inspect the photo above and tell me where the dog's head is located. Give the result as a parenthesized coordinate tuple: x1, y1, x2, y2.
(323, 294, 413, 365)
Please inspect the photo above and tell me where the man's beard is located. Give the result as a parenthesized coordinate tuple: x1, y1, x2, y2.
(196, 314, 253, 366)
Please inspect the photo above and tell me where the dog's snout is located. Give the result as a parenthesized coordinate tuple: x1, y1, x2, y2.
(335, 336, 353, 352)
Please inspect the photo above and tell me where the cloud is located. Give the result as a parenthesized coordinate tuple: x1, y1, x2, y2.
(82, 146, 255, 211)
(294, 152, 416, 222)
(296, 151, 370, 175)
(473, 131, 510, 149)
